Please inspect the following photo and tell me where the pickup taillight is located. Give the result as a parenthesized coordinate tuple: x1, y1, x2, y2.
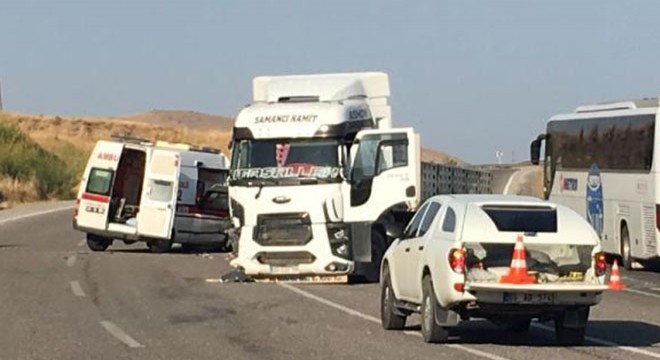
(594, 251, 607, 277)
(73, 198, 80, 219)
(448, 248, 466, 274)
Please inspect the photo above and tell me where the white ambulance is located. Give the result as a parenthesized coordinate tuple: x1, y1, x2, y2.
(73, 136, 230, 252)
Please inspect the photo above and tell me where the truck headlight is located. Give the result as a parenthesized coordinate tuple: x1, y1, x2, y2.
(230, 198, 244, 225)
(327, 224, 350, 259)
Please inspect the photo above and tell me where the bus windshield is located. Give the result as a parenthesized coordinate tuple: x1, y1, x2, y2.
(230, 138, 342, 183)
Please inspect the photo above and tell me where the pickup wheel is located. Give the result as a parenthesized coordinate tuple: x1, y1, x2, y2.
(86, 234, 112, 252)
(381, 267, 406, 330)
(421, 275, 449, 343)
(555, 311, 587, 345)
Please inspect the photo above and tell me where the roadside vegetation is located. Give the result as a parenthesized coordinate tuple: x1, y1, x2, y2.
(0, 111, 232, 209)
(0, 123, 79, 207)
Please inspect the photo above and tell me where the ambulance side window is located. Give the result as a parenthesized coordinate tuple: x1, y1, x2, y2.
(86, 168, 114, 195)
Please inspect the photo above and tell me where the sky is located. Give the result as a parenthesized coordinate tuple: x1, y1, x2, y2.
(2, 0, 660, 164)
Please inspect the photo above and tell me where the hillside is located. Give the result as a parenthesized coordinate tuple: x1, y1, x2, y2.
(420, 147, 465, 166)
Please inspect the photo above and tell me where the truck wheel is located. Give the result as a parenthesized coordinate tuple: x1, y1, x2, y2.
(147, 239, 172, 253)
(555, 311, 587, 345)
(381, 267, 406, 330)
(363, 230, 386, 283)
(621, 224, 633, 270)
(86, 234, 112, 252)
(506, 319, 532, 333)
(421, 275, 449, 343)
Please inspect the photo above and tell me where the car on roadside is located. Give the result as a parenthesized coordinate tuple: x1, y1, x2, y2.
(380, 194, 608, 345)
(175, 184, 231, 251)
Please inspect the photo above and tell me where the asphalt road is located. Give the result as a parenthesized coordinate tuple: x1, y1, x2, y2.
(3, 203, 660, 359)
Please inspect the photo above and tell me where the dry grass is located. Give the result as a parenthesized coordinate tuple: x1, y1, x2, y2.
(0, 176, 40, 209)
(0, 112, 232, 157)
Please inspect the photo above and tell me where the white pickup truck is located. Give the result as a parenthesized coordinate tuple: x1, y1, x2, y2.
(380, 195, 608, 345)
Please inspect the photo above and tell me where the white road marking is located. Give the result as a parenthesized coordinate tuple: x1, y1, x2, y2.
(70, 281, 86, 297)
(650, 287, 660, 292)
(100, 321, 144, 348)
(279, 283, 512, 360)
(533, 323, 660, 359)
(625, 288, 660, 300)
(0, 205, 72, 226)
(502, 170, 520, 195)
(67, 254, 77, 267)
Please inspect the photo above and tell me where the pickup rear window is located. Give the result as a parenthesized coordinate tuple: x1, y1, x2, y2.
(481, 205, 557, 233)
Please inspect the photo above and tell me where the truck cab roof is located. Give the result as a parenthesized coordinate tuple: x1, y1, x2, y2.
(234, 72, 394, 140)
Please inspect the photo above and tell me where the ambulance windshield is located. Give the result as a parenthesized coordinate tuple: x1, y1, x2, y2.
(230, 138, 342, 183)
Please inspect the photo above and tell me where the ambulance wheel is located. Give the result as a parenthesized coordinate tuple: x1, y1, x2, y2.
(86, 234, 112, 252)
(147, 239, 172, 253)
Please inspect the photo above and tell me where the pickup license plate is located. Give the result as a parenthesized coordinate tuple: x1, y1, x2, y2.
(503, 292, 555, 304)
(270, 266, 299, 275)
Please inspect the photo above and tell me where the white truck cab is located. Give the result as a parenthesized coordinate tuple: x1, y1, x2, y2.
(228, 72, 421, 282)
(73, 136, 230, 252)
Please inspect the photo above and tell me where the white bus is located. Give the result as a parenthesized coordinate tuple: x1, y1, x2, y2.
(530, 98, 659, 269)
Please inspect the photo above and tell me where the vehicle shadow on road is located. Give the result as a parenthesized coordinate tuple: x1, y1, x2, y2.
(405, 319, 660, 347)
(108, 245, 231, 256)
(585, 320, 660, 347)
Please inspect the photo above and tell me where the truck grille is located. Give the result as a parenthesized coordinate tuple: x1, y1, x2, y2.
(254, 213, 313, 246)
(256, 251, 316, 266)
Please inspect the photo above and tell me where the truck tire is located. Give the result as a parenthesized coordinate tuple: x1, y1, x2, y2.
(621, 224, 633, 270)
(363, 230, 386, 283)
(86, 234, 112, 252)
(381, 267, 406, 330)
(555, 310, 587, 345)
(506, 319, 532, 333)
(421, 275, 449, 343)
(147, 239, 172, 253)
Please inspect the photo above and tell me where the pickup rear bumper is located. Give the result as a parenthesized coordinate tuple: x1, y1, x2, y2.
(464, 282, 607, 312)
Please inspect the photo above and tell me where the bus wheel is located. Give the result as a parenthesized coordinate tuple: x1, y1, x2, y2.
(621, 224, 633, 270)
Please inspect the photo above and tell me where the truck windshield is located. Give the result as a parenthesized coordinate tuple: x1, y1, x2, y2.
(230, 139, 342, 183)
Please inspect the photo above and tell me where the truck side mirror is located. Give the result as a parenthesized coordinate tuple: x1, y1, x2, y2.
(385, 222, 404, 239)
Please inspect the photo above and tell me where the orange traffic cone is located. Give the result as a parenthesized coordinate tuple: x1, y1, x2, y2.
(500, 234, 536, 284)
(608, 259, 626, 291)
